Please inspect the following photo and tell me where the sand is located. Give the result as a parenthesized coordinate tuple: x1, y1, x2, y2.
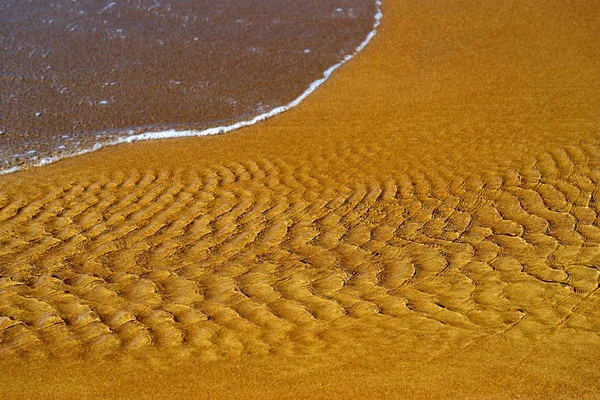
(1, 0, 600, 398)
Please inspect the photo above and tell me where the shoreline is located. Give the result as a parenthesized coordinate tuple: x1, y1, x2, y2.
(0, 1, 382, 176)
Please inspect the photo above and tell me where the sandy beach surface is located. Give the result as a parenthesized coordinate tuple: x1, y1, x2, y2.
(1, 0, 600, 398)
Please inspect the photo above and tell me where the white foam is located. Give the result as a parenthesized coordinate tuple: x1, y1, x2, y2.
(0, 166, 22, 176)
(103, 2, 117, 12)
(0, 0, 383, 176)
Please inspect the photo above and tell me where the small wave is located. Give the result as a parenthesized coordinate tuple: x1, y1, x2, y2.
(1, 1, 383, 176)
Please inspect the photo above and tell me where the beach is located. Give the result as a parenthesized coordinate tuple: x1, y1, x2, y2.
(1, 0, 600, 398)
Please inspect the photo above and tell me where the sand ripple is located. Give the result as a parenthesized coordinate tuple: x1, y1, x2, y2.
(1, 143, 599, 359)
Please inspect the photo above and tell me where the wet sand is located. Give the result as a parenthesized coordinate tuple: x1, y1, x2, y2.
(1, 0, 600, 398)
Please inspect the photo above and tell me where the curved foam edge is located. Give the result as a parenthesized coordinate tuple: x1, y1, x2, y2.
(0, 1, 383, 176)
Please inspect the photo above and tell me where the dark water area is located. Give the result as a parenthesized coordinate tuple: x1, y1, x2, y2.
(0, 0, 377, 172)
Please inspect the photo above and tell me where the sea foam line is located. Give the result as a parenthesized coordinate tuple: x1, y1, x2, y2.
(1, 1, 383, 176)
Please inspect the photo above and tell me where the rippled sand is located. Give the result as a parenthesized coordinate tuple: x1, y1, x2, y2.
(1, 0, 600, 398)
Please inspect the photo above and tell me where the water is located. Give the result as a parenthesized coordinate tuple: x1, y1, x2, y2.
(0, 0, 381, 173)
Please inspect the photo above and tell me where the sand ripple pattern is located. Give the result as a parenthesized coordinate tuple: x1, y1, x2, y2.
(1, 144, 600, 358)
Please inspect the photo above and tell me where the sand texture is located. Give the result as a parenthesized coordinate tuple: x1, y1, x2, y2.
(1, 0, 600, 398)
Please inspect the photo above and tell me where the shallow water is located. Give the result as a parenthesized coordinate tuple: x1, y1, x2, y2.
(0, 0, 378, 173)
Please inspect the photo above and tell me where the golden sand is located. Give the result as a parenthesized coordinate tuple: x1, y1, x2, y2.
(1, 0, 600, 398)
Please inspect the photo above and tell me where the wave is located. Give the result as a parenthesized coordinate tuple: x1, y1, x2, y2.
(0, 0, 383, 176)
